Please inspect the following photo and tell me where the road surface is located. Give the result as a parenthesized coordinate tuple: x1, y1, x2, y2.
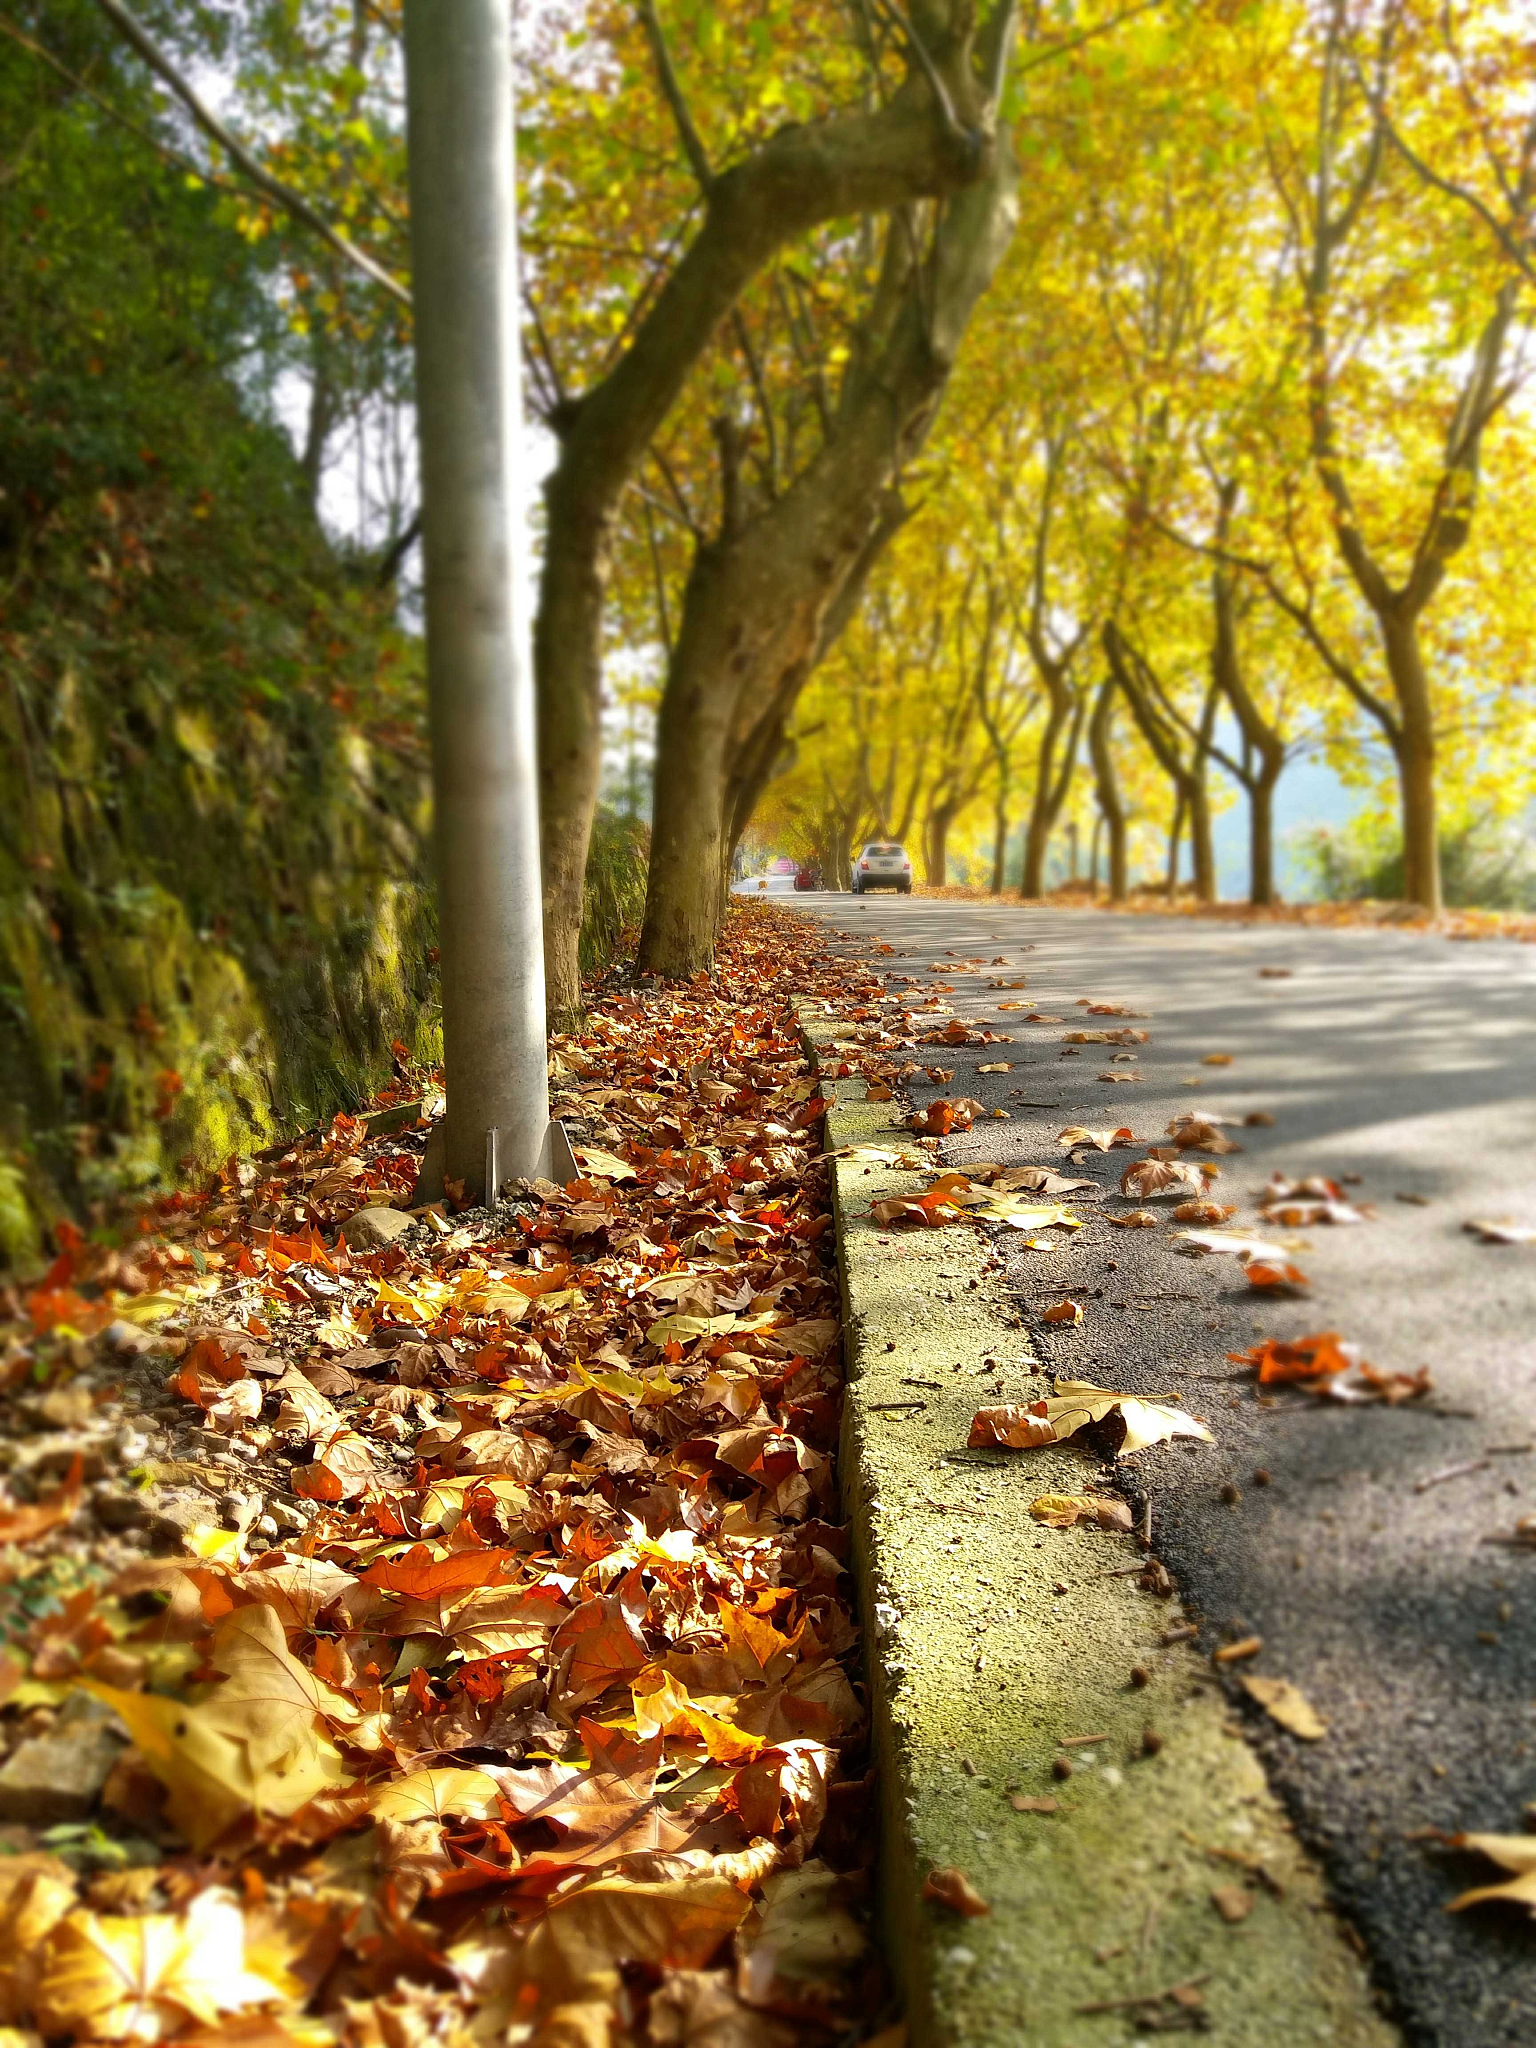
(798, 894, 1536, 2048)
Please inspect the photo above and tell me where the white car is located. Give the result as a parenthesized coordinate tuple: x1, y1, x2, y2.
(851, 841, 913, 894)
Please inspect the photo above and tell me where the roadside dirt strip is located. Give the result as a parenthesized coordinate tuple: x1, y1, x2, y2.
(801, 1003, 1395, 2048)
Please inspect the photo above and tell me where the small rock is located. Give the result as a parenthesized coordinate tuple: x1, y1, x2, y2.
(0, 1694, 126, 1826)
(342, 1206, 415, 1251)
(92, 1487, 149, 1531)
(141, 1489, 220, 1544)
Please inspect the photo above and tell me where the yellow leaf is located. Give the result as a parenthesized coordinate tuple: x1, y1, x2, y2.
(370, 1768, 505, 1824)
(633, 1671, 764, 1763)
(0, 1855, 77, 2024)
(1240, 1675, 1327, 1741)
(34, 1890, 280, 2042)
(83, 1607, 356, 1849)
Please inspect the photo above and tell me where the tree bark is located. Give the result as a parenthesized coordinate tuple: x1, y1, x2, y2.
(925, 801, 960, 887)
(539, 20, 1017, 1018)
(1020, 679, 1085, 896)
(1087, 674, 1127, 903)
(1104, 620, 1217, 905)
(637, 134, 1019, 976)
(1165, 792, 1184, 900)
(1383, 613, 1440, 912)
(990, 778, 1009, 893)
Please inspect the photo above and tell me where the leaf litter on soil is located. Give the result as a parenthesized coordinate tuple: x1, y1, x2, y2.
(0, 907, 916, 2048)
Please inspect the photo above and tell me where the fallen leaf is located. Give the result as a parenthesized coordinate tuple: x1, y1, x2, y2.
(1058, 1126, 1135, 1151)
(1107, 1210, 1159, 1229)
(34, 1888, 283, 2042)
(0, 1453, 83, 1547)
(991, 1166, 1095, 1196)
(1028, 1494, 1134, 1532)
(1444, 1834, 1536, 1915)
(1009, 1794, 1059, 1814)
(572, 1146, 637, 1183)
(1121, 1158, 1211, 1201)
(1042, 1300, 1083, 1326)
(977, 1062, 1012, 1073)
(921, 1867, 989, 1917)
(1240, 1675, 1326, 1740)
(1210, 1884, 1255, 1923)
(1202, 1053, 1235, 1065)
(1165, 1117, 1242, 1155)
(1239, 1258, 1312, 1291)
(1463, 1219, 1536, 1246)
(1228, 1333, 1358, 1385)
(1175, 1227, 1296, 1261)
(969, 1382, 1212, 1458)
(1171, 1200, 1236, 1224)
(371, 1768, 506, 1823)
(289, 1426, 374, 1502)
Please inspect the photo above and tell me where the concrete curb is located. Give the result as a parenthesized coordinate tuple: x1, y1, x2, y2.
(798, 1001, 1399, 2048)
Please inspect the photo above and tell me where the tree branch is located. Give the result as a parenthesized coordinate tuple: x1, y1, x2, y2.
(88, 0, 410, 307)
(0, 12, 240, 196)
(636, 0, 714, 194)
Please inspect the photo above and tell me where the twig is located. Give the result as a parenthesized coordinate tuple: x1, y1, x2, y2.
(88, 0, 409, 306)
(1075, 1974, 1211, 2017)
(636, 0, 714, 193)
(1414, 1458, 1490, 1494)
(868, 1398, 926, 1411)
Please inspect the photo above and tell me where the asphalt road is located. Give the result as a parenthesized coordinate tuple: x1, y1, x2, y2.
(796, 893, 1536, 2048)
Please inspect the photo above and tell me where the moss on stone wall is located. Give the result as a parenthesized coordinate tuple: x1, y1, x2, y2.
(0, 471, 436, 1268)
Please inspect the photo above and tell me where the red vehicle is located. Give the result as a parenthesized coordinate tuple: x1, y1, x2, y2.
(794, 862, 823, 891)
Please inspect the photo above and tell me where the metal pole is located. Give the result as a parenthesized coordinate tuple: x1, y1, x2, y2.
(404, 0, 549, 1199)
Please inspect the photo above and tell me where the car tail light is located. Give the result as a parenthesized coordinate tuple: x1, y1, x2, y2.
(859, 861, 870, 870)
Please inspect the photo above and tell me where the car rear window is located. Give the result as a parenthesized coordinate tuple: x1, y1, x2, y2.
(866, 842, 904, 854)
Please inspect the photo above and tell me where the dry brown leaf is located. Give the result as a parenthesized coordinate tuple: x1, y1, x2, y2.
(1210, 1885, 1255, 1924)
(1444, 1835, 1536, 1915)
(969, 1383, 1212, 1458)
(1042, 1300, 1083, 1326)
(1202, 1053, 1235, 1066)
(1028, 1494, 1133, 1532)
(1227, 1333, 1358, 1386)
(0, 1453, 83, 1548)
(921, 1867, 989, 1916)
(1058, 1126, 1135, 1152)
(1463, 1219, 1536, 1246)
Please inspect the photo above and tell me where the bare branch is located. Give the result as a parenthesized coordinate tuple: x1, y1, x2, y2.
(636, 0, 714, 194)
(88, 0, 410, 306)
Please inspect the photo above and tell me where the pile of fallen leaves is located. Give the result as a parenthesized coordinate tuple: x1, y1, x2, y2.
(0, 908, 903, 2048)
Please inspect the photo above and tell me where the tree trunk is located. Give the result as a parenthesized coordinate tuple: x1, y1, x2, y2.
(637, 147, 1019, 974)
(1165, 793, 1184, 900)
(925, 802, 957, 887)
(1382, 613, 1440, 912)
(1088, 675, 1127, 903)
(1089, 811, 1104, 896)
(1250, 767, 1278, 908)
(990, 777, 1009, 894)
(1021, 694, 1069, 896)
(637, 540, 753, 972)
(1188, 684, 1217, 904)
(1020, 665, 1084, 897)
